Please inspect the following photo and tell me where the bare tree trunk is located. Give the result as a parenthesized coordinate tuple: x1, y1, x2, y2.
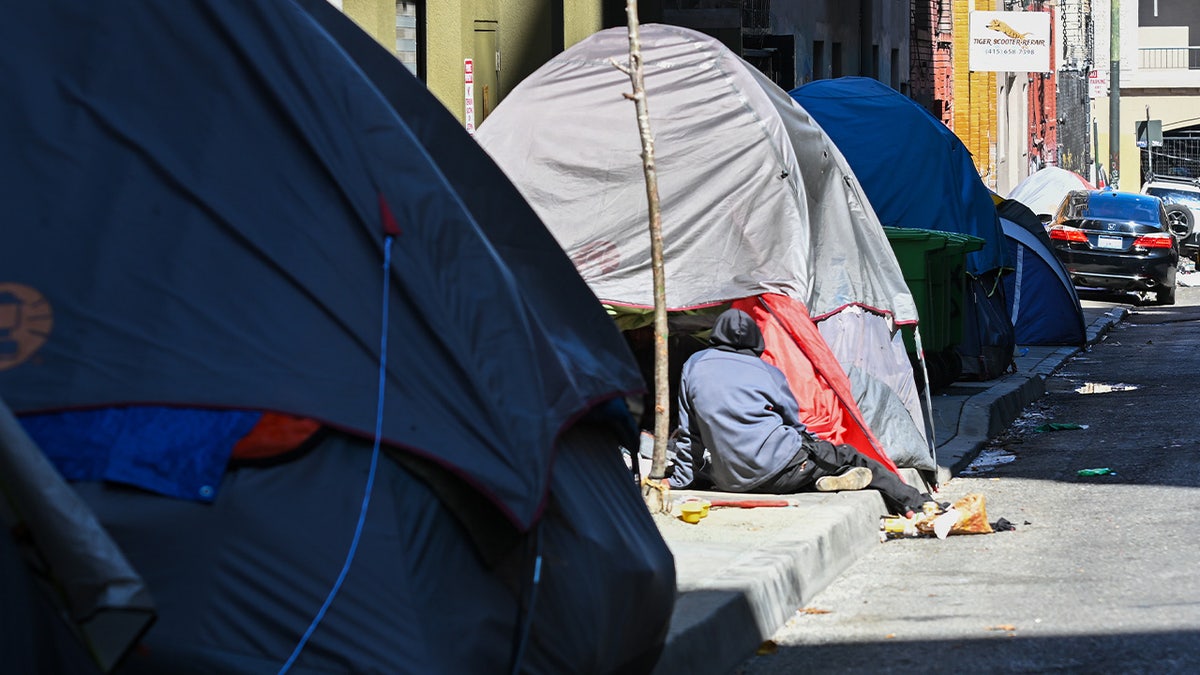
(616, 0, 670, 514)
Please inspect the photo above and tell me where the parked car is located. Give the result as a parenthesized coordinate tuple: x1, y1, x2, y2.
(1048, 189, 1183, 305)
(1141, 173, 1200, 262)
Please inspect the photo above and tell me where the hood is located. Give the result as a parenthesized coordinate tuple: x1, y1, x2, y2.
(709, 309, 765, 357)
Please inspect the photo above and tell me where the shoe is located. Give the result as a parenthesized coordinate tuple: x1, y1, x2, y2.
(814, 466, 872, 492)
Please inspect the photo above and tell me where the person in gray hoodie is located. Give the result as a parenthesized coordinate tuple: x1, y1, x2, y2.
(667, 308, 928, 516)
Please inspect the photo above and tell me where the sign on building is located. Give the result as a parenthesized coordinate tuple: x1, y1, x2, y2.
(1088, 69, 1108, 99)
(1136, 120, 1163, 149)
(464, 59, 475, 136)
(968, 11, 1052, 73)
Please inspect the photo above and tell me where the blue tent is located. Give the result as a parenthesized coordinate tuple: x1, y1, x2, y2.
(997, 200, 1087, 346)
(791, 77, 1015, 382)
(789, 77, 1011, 277)
(0, 1, 674, 672)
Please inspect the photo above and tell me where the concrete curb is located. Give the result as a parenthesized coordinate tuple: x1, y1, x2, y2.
(933, 306, 1129, 483)
(652, 305, 1131, 675)
(652, 490, 886, 675)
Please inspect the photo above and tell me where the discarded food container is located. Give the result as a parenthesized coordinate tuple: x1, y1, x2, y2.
(678, 502, 707, 524)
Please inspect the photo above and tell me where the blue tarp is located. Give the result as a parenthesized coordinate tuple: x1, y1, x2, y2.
(790, 77, 1011, 277)
(19, 407, 260, 502)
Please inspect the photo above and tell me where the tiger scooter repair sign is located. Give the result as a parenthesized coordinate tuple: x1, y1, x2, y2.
(968, 10, 1051, 73)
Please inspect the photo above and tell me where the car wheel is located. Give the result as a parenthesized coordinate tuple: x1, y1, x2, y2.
(1156, 284, 1177, 306)
(1164, 204, 1194, 239)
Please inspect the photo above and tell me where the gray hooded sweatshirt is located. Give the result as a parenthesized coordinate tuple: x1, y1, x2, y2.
(669, 308, 808, 492)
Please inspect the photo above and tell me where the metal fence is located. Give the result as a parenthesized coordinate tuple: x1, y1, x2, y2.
(1138, 47, 1200, 70)
(742, 0, 770, 31)
(1056, 70, 1092, 177)
(1139, 128, 1200, 183)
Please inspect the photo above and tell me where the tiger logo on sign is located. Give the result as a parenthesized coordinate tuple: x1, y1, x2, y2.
(986, 19, 1032, 42)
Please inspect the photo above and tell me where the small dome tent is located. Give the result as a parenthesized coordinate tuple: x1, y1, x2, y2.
(477, 25, 936, 474)
(996, 199, 1087, 346)
(1009, 166, 1096, 219)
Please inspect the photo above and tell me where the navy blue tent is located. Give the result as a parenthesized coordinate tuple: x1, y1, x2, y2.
(0, 1, 674, 672)
(789, 77, 1011, 277)
(997, 200, 1087, 346)
(791, 77, 1015, 381)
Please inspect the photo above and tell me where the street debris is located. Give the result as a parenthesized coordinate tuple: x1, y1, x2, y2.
(1178, 272, 1200, 287)
(755, 640, 778, 655)
(674, 496, 801, 523)
(676, 499, 710, 524)
(960, 447, 1016, 475)
(1034, 422, 1088, 432)
(709, 498, 796, 508)
(1074, 381, 1138, 395)
(881, 494, 996, 540)
(992, 517, 1016, 532)
(1076, 467, 1115, 477)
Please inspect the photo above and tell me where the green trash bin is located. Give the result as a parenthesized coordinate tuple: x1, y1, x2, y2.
(882, 227, 947, 354)
(929, 232, 986, 351)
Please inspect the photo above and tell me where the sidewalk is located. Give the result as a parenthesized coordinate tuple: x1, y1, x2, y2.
(649, 304, 1129, 675)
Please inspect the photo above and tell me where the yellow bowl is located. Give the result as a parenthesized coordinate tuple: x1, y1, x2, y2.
(679, 502, 705, 524)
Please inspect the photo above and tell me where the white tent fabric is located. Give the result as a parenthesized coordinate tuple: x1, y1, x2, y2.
(477, 24, 933, 469)
(817, 307, 930, 469)
(1008, 166, 1095, 218)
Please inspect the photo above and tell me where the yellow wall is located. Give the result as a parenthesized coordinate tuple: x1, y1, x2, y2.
(339, 0, 605, 127)
(565, 5, 605, 47)
(341, 0, 395, 43)
(426, 2, 473, 116)
(951, 0, 998, 188)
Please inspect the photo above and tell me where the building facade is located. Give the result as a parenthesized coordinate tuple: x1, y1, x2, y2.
(1092, 0, 1200, 190)
(333, 0, 606, 132)
(334, 0, 1112, 198)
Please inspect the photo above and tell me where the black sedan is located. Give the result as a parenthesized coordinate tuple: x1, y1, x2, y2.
(1048, 189, 1183, 305)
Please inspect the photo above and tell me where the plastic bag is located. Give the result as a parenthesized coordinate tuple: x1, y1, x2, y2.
(916, 493, 993, 536)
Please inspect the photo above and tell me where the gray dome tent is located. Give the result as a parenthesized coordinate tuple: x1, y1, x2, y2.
(478, 24, 936, 473)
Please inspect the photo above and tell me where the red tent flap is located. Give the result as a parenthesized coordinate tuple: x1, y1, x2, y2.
(732, 295, 900, 476)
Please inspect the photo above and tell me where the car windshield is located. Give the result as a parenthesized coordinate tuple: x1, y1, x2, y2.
(1066, 196, 1160, 225)
(1145, 186, 1200, 209)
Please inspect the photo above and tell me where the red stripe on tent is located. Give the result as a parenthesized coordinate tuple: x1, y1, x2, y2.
(732, 294, 900, 476)
(378, 192, 402, 236)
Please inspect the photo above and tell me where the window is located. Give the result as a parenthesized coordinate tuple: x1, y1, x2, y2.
(395, 1, 424, 80)
(813, 40, 824, 80)
(831, 42, 843, 78)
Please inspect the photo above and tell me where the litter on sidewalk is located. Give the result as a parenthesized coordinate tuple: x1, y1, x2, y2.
(674, 496, 801, 523)
(880, 493, 999, 540)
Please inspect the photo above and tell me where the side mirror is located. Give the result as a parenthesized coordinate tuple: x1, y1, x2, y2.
(1038, 213, 1053, 225)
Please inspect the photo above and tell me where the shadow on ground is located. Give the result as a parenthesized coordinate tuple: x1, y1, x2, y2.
(738, 629, 1200, 674)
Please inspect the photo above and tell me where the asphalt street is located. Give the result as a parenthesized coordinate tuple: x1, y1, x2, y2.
(736, 288, 1200, 674)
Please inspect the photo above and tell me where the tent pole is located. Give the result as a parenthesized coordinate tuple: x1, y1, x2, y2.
(913, 329, 938, 479)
